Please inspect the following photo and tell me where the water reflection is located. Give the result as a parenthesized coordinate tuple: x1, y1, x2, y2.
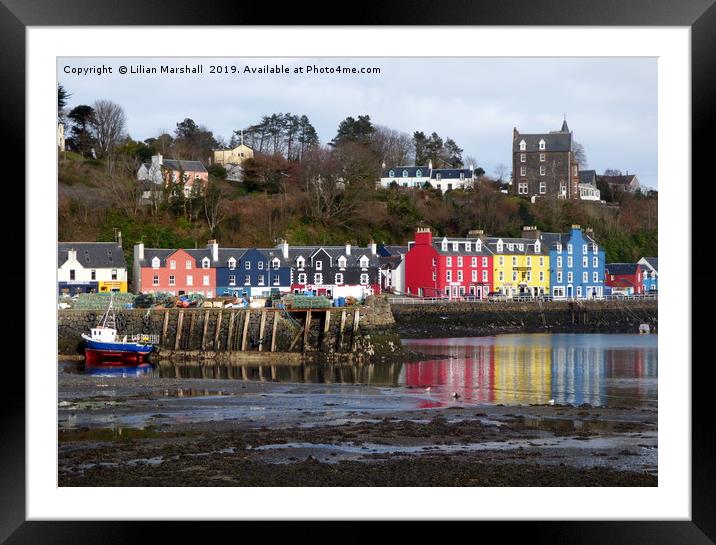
(402, 334, 657, 408)
(60, 334, 657, 408)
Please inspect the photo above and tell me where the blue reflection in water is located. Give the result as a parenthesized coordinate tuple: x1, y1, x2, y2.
(402, 334, 657, 408)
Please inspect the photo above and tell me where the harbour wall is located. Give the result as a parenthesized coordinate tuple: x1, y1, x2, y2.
(391, 299, 658, 338)
(57, 295, 403, 362)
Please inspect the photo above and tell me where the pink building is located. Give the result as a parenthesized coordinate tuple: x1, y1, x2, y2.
(137, 154, 209, 197)
(133, 242, 219, 296)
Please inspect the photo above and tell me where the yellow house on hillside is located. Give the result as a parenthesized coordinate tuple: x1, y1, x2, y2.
(213, 143, 254, 166)
(485, 228, 550, 297)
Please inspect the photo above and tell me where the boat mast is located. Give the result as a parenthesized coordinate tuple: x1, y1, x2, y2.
(98, 292, 117, 329)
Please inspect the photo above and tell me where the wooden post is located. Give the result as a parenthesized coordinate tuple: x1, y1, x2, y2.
(351, 309, 360, 352)
(227, 311, 236, 352)
(161, 310, 170, 347)
(241, 309, 250, 351)
(338, 309, 347, 352)
(270, 313, 278, 352)
(174, 310, 184, 350)
(214, 310, 223, 350)
(303, 310, 312, 352)
(271, 365, 277, 381)
(201, 310, 210, 351)
(258, 310, 267, 352)
(187, 311, 196, 350)
(321, 310, 331, 350)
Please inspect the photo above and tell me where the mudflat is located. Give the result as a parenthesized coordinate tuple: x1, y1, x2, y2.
(58, 372, 657, 487)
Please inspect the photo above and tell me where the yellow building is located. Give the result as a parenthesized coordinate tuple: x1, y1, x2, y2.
(213, 143, 254, 166)
(486, 229, 550, 297)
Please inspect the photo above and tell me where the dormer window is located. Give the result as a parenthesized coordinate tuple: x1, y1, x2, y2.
(476, 240, 482, 252)
(402, 169, 408, 177)
(465, 242, 471, 252)
(518, 244, 524, 251)
(245, 261, 251, 270)
(452, 242, 458, 251)
(315, 260, 323, 271)
(436, 173, 442, 181)
(258, 261, 264, 270)
(508, 243, 514, 251)
(460, 172, 465, 180)
(202, 257, 210, 269)
(359, 256, 369, 268)
(228, 258, 236, 270)
(534, 241, 541, 253)
(519, 140, 526, 151)
(389, 170, 395, 177)
(338, 257, 346, 269)
(497, 241, 503, 252)
(296, 257, 305, 269)
(416, 169, 422, 177)
(557, 243, 562, 254)
(152, 257, 160, 269)
(272, 258, 280, 269)
(593, 244, 598, 254)
(538, 139, 546, 150)
(441, 239, 448, 251)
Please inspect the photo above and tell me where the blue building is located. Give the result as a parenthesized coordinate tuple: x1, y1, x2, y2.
(215, 247, 291, 298)
(638, 257, 658, 293)
(539, 225, 605, 299)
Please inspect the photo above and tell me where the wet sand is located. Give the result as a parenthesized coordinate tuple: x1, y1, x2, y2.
(58, 372, 657, 487)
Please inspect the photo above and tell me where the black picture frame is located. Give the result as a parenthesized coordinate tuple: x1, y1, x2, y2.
(3, 0, 705, 541)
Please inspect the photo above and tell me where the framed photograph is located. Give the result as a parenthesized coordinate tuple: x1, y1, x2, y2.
(4, 0, 706, 541)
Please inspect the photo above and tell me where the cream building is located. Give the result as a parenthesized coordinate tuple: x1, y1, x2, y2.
(213, 143, 254, 166)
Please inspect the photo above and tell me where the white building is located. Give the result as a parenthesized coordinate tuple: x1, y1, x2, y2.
(58, 238, 128, 294)
(378, 160, 476, 192)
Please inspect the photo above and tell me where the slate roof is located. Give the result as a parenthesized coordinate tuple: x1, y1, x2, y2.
(579, 170, 597, 186)
(598, 174, 637, 186)
(608, 278, 636, 288)
(162, 159, 208, 173)
(538, 230, 600, 251)
(639, 257, 658, 272)
(379, 245, 409, 257)
(58, 242, 126, 269)
(137, 248, 215, 267)
(513, 126, 572, 153)
(381, 166, 429, 178)
(287, 246, 381, 267)
(433, 237, 494, 256)
(430, 169, 474, 180)
(484, 237, 545, 255)
(606, 263, 640, 275)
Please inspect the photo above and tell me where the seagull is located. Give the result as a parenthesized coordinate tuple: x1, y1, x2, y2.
(548, 399, 555, 406)
(424, 386, 432, 392)
(452, 392, 461, 400)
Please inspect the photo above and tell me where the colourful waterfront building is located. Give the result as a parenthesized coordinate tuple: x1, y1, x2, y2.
(484, 229, 550, 297)
(132, 241, 218, 296)
(58, 239, 128, 295)
(404, 228, 494, 298)
(637, 257, 658, 293)
(605, 263, 644, 295)
(215, 246, 292, 297)
(539, 225, 605, 299)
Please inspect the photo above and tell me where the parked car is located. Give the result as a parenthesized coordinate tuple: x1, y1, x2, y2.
(487, 291, 507, 301)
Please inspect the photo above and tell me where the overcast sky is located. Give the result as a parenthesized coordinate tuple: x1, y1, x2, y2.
(58, 57, 657, 188)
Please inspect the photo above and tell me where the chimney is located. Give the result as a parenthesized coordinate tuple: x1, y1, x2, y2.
(152, 153, 163, 167)
(207, 239, 219, 261)
(345, 242, 352, 256)
(381, 160, 386, 170)
(522, 226, 540, 240)
(369, 240, 377, 255)
(116, 230, 122, 249)
(571, 224, 581, 231)
(469, 164, 474, 172)
(468, 229, 484, 237)
(278, 239, 289, 260)
(68, 248, 77, 262)
(428, 159, 433, 171)
(513, 127, 519, 139)
(414, 227, 433, 246)
(134, 242, 144, 261)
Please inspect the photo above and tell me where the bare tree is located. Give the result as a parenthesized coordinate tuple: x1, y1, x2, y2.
(573, 141, 588, 169)
(204, 178, 228, 235)
(90, 99, 127, 174)
(494, 163, 508, 182)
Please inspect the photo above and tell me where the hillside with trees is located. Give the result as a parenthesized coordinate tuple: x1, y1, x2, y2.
(58, 87, 658, 270)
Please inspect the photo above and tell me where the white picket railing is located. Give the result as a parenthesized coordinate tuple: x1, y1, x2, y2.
(387, 293, 658, 305)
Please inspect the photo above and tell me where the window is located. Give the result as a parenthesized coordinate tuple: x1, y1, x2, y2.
(360, 274, 369, 285)
(593, 244, 598, 254)
(465, 242, 471, 252)
(520, 166, 526, 177)
(202, 258, 210, 269)
(519, 140, 526, 151)
(540, 165, 546, 176)
(402, 169, 408, 177)
(567, 272, 573, 283)
(520, 153, 526, 163)
(518, 182, 528, 194)
(512, 256, 517, 266)
(258, 275, 265, 285)
(169, 275, 175, 286)
(540, 153, 545, 162)
(497, 241, 503, 252)
(518, 244, 524, 251)
(482, 257, 487, 267)
(512, 271, 518, 281)
(567, 256, 573, 267)
(360, 256, 369, 268)
(538, 139, 545, 150)
(593, 272, 599, 283)
(272, 258, 280, 269)
(228, 275, 236, 286)
(526, 271, 531, 281)
(593, 257, 598, 268)
(557, 271, 562, 283)
(245, 275, 251, 284)
(539, 257, 544, 266)
(315, 260, 322, 271)
(457, 257, 463, 267)
(314, 273, 323, 284)
(432, 258, 437, 267)
(228, 258, 236, 270)
(553, 286, 565, 297)
(389, 170, 395, 177)
(338, 257, 346, 269)
(186, 260, 192, 269)
(335, 273, 344, 284)
(273, 274, 280, 285)
(416, 169, 422, 177)
(482, 270, 488, 282)
(582, 244, 588, 254)
(91, 270, 96, 280)
(187, 275, 193, 286)
(441, 240, 448, 251)
(460, 286, 466, 295)
(472, 270, 477, 281)
(446, 257, 452, 267)
(298, 273, 307, 284)
(498, 256, 504, 266)
(583, 272, 588, 282)
(152, 257, 160, 269)
(446, 270, 452, 281)
(498, 271, 504, 281)
(170, 260, 176, 270)
(203, 275, 209, 286)
(436, 173, 442, 181)
(539, 271, 544, 282)
(557, 256, 562, 267)
(539, 182, 546, 194)
(471, 257, 477, 267)
(153, 275, 159, 286)
(567, 244, 572, 254)
(557, 243, 562, 253)
(457, 270, 463, 281)
(297, 257, 304, 269)
(526, 257, 532, 266)
(452, 242, 458, 251)
(432, 271, 436, 281)
(577, 286, 582, 297)
(258, 261, 264, 270)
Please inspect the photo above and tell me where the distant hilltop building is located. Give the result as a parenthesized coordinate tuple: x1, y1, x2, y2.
(512, 119, 581, 200)
(137, 153, 208, 197)
(213, 132, 254, 167)
(377, 160, 476, 192)
(578, 170, 601, 201)
(599, 172, 640, 193)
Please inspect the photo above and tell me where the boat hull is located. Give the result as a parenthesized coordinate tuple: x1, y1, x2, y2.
(84, 348, 152, 366)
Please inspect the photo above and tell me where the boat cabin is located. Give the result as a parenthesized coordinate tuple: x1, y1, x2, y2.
(89, 327, 117, 343)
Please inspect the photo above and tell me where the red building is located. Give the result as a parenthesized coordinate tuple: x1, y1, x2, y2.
(133, 243, 218, 296)
(404, 228, 494, 298)
(604, 263, 644, 295)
